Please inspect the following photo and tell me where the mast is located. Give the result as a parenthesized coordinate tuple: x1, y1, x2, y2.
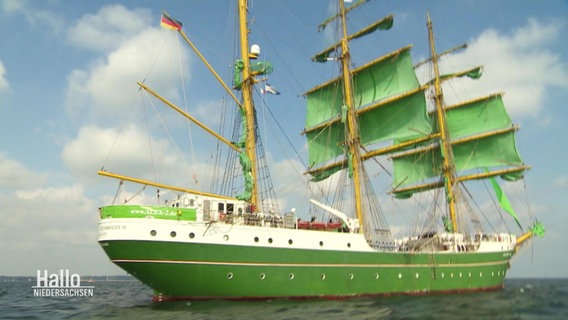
(238, 0, 259, 207)
(427, 13, 459, 232)
(339, 0, 365, 231)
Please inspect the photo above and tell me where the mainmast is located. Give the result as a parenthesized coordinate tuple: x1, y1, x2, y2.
(339, 0, 365, 231)
(238, 0, 259, 207)
(427, 13, 459, 232)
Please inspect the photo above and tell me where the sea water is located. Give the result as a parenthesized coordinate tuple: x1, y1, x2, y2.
(0, 278, 566, 319)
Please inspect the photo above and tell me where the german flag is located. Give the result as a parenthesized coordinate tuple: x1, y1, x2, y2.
(160, 11, 182, 31)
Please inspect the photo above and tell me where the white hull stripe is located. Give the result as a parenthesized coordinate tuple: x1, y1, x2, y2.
(112, 259, 508, 268)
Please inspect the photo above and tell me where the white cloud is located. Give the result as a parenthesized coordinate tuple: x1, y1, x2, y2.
(1, 0, 25, 13)
(554, 176, 568, 187)
(1, 0, 63, 34)
(434, 18, 568, 119)
(0, 61, 9, 91)
(0, 153, 47, 190)
(67, 4, 152, 52)
(0, 183, 104, 276)
(63, 124, 176, 180)
(65, 26, 190, 123)
(0, 155, 107, 275)
(61, 124, 210, 192)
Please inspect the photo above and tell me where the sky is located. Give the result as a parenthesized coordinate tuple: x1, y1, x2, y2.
(0, 0, 567, 279)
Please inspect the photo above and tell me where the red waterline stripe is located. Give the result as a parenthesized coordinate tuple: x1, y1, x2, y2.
(151, 284, 505, 302)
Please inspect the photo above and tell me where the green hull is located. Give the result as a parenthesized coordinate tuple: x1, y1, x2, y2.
(99, 239, 512, 300)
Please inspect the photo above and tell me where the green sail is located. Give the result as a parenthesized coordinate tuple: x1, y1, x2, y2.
(445, 94, 512, 139)
(306, 89, 430, 168)
(305, 46, 418, 128)
(305, 47, 429, 167)
(359, 90, 430, 146)
(393, 129, 523, 188)
(392, 93, 525, 191)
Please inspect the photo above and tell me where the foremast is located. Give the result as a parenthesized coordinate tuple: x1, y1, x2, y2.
(237, 0, 259, 208)
(99, 4, 263, 207)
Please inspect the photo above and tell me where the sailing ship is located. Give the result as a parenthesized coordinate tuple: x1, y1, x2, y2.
(97, 0, 544, 300)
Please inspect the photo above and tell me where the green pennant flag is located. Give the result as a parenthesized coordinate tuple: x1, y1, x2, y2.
(489, 175, 523, 231)
(434, 66, 483, 84)
(529, 221, 545, 237)
(464, 66, 483, 79)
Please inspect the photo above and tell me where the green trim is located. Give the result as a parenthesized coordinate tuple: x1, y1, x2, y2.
(100, 205, 197, 221)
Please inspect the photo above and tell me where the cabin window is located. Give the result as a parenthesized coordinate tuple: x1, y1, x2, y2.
(150, 230, 157, 236)
(227, 203, 234, 214)
(218, 203, 225, 212)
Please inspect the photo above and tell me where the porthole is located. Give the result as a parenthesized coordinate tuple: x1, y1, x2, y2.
(254, 237, 259, 243)
(321, 274, 326, 280)
(441, 272, 445, 278)
(375, 273, 380, 280)
(268, 238, 273, 244)
(288, 239, 293, 245)
(479, 272, 483, 277)
(189, 232, 195, 239)
(459, 272, 463, 278)
(319, 241, 324, 247)
(398, 273, 402, 279)
(259, 273, 266, 280)
(492, 272, 495, 277)
(468, 272, 472, 278)
(227, 272, 234, 280)
(349, 273, 354, 280)
(347, 242, 351, 248)
(170, 231, 177, 237)
(451, 273, 454, 278)
(415, 273, 419, 279)
(289, 273, 295, 280)
(223, 235, 229, 241)
(150, 230, 157, 236)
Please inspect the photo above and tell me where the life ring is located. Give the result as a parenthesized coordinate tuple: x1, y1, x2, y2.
(219, 213, 226, 221)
